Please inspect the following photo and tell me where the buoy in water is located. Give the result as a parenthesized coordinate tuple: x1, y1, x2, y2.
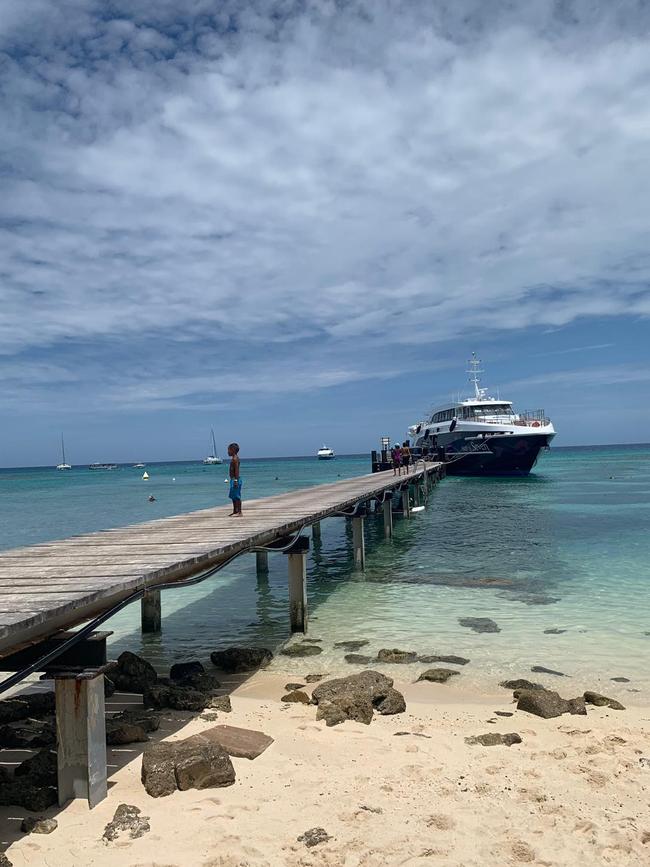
(411, 505, 425, 512)
(142, 471, 149, 480)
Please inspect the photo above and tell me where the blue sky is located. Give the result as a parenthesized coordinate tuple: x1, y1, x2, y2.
(1, 0, 649, 466)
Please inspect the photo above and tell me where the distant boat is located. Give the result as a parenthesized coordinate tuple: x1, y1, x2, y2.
(317, 445, 335, 460)
(203, 428, 223, 464)
(56, 434, 72, 471)
(88, 463, 117, 470)
(133, 463, 145, 468)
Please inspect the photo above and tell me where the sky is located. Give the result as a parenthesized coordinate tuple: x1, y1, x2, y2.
(1, 0, 649, 466)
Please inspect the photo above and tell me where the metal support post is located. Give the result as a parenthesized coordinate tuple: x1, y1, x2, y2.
(413, 484, 421, 506)
(402, 488, 411, 518)
(383, 493, 393, 539)
(55, 672, 107, 808)
(285, 537, 310, 633)
(351, 515, 366, 570)
(141, 589, 161, 633)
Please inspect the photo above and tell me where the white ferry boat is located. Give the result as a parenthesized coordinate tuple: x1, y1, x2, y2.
(408, 354, 555, 476)
(317, 445, 335, 460)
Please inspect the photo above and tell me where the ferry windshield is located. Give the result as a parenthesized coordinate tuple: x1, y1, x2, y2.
(462, 404, 514, 419)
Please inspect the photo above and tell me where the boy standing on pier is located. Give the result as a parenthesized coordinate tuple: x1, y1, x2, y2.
(228, 442, 242, 516)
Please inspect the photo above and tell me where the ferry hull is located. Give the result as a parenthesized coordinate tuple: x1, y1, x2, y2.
(445, 434, 551, 477)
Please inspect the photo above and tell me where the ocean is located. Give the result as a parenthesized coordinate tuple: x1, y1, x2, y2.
(1, 445, 648, 701)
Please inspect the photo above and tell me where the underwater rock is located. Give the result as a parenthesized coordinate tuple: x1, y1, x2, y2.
(280, 644, 323, 657)
(417, 668, 460, 684)
(344, 654, 373, 665)
(531, 665, 567, 677)
(543, 628, 567, 634)
(500, 679, 544, 691)
(334, 640, 369, 651)
(458, 617, 500, 633)
(418, 654, 469, 666)
(377, 649, 418, 664)
(210, 647, 273, 672)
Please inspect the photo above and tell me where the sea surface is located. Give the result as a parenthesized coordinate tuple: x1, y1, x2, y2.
(1, 446, 649, 701)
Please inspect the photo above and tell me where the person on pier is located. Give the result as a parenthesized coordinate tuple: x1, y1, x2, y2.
(402, 440, 411, 473)
(391, 443, 402, 476)
(228, 442, 243, 516)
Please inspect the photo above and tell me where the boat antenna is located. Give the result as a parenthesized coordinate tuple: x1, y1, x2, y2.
(467, 352, 486, 400)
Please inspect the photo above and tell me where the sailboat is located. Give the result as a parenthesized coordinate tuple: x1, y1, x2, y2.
(56, 434, 72, 470)
(203, 428, 222, 464)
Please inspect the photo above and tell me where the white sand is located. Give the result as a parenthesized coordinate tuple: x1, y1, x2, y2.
(2, 673, 650, 867)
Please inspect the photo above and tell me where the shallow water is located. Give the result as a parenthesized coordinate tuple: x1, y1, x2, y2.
(1, 446, 648, 701)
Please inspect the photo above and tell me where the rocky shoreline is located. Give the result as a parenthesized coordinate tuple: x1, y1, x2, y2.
(1, 644, 648, 866)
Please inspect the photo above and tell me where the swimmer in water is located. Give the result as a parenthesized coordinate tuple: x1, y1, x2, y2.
(148, 495, 156, 502)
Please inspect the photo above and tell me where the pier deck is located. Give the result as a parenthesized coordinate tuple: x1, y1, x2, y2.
(0, 463, 441, 657)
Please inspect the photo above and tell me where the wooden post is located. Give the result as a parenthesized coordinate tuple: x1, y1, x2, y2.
(351, 515, 365, 570)
(285, 538, 309, 633)
(402, 488, 411, 518)
(312, 521, 321, 542)
(141, 589, 161, 633)
(256, 550, 269, 575)
(55, 673, 107, 808)
(382, 494, 393, 539)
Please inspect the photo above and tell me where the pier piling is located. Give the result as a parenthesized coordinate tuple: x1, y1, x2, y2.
(55, 672, 107, 808)
(382, 493, 393, 539)
(285, 537, 310, 633)
(141, 589, 161, 633)
(352, 515, 366, 570)
(256, 550, 269, 575)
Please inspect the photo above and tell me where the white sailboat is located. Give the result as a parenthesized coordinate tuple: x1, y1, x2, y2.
(56, 434, 72, 470)
(203, 428, 223, 464)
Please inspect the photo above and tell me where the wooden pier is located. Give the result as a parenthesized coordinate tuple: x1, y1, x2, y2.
(0, 461, 443, 807)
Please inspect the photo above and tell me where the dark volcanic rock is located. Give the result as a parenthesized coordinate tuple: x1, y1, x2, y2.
(417, 668, 460, 684)
(207, 695, 232, 713)
(465, 732, 522, 747)
(298, 827, 332, 847)
(0, 778, 57, 812)
(344, 654, 373, 665)
(170, 661, 205, 682)
(500, 679, 544, 691)
(418, 654, 470, 666)
(305, 674, 324, 683)
(106, 651, 158, 693)
(334, 640, 369, 651)
(210, 647, 273, 672)
(106, 709, 161, 745)
(507, 593, 560, 606)
(0, 691, 55, 725)
(516, 689, 586, 719)
(300, 638, 322, 644)
(103, 804, 150, 842)
(495, 711, 514, 717)
(611, 676, 630, 683)
(531, 665, 567, 677)
(280, 644, 323, 658)
(14, 749, 57, 786)
(373, 688, 406, 716)
(543, 628, 567, 635)
(377, 648, 418, 664)
(0, 717, 55, 749)
(584, 691, 626, 710)
(21, 816, 57, 834)
(458, 617, 500, 633)
(143, 684, 210, 712)
(285, 683, 306, 691)
(281, 690, 310, 704)
(141, 738, 235, 797)
(312, 671, 401, 726)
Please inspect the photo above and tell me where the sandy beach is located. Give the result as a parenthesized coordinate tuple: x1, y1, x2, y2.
(2, 670, 649, 867)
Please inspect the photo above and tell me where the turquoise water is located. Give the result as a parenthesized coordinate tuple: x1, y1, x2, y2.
(1, 446, 649, 701)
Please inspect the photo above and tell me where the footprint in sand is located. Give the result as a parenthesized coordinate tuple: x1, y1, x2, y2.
(427, 813, 455, 831)
(511, 840, 536, 862)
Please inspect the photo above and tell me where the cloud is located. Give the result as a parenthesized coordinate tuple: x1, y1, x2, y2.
(1, 0, 650, 411)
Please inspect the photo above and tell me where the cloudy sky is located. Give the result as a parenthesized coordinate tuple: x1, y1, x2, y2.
(1, 0, 649, 465)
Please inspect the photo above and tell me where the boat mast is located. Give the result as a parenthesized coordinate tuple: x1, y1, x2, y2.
(61, 433, 66, 465)
(211, 428, 217, 457)
(467, 353, 487, 400)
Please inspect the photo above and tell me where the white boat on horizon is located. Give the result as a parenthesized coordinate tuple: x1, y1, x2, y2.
(203, 428, 223, 464)
(56, 434, 71, 471)
(407, 354, 556, 476)
(317, 445, 335, 460)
